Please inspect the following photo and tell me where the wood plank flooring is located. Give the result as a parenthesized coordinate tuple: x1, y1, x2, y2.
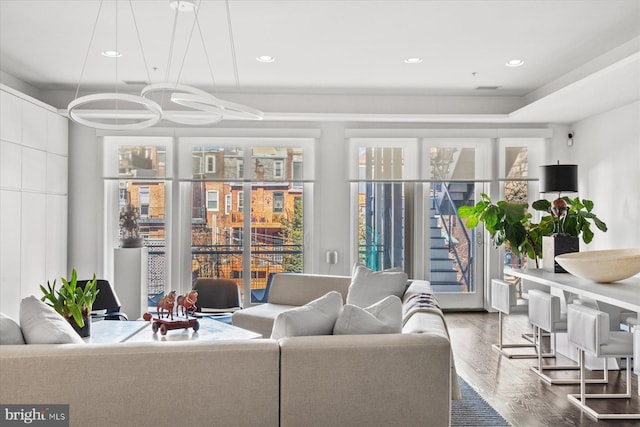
(445, 311, 639, 427)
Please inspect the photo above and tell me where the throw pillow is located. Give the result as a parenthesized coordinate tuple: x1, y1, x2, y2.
(19, 296, 85, 344)
(346, 264, 408, 308)
(0, 313, 25, 345)
(270, 291, 343, 339)
(333, 295, 402, 335)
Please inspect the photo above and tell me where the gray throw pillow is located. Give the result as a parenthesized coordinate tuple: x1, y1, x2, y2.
(346, 264, 408, 308)
(0, 313, 25, 344)
(271, 291, 343, 339)
(19, 296, 85, 344)
(334, 295, 402, 335)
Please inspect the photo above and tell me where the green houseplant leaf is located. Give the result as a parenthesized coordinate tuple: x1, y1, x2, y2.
(458, 194, 607, 268)
(40, 269, 99, 328)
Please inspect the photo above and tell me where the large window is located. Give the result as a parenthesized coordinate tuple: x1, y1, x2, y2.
(187, 144, 307, 304)
(105, 141, 171, 303)
(357, 147, 405, 270)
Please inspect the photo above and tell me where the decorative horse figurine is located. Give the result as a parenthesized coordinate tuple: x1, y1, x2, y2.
(177, 290, 198, 318)
(157, 290, 177, 320)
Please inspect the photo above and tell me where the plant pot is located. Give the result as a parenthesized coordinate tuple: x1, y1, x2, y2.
(542, 235, 579, 273)
(121, 237, 144, 248)
(67, 316, 91, 338)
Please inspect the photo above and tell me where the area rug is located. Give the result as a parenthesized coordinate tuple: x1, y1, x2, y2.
(451, 376, 510, 426)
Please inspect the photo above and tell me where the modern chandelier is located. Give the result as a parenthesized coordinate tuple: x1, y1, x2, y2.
(67, 0, 263, 130)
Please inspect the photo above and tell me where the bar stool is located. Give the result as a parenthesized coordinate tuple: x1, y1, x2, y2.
(567, 304, 640, 420)
(491, 279, 537, 359)
(528, 290, 606, 385)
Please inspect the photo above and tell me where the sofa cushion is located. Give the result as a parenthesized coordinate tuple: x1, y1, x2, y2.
(232, 303, 297, 338)
(333, 295, 402, 335)
(346, 264, 408, 308)
(271, 291, 343, 339)
(0, 313, 25, 345)
(19, 296, 84, 344)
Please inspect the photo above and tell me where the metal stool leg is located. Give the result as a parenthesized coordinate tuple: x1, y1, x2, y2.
(491, 312, 537, 359)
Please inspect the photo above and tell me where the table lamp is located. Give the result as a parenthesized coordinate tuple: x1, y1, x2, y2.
(539, 162, 578, 272)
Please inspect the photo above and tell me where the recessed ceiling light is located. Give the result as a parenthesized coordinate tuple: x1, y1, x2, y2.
(505, 59, 525, 67)
(101, 50, 122, 58)
(404, 57, 423, 64)
(169, 0, 197, 12)
(256, 55, 275, 63)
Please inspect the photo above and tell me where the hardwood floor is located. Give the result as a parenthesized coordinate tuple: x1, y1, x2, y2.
(445, 311, 639, 427)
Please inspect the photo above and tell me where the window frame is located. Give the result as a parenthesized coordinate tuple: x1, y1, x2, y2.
(206, 190, 219, 211)
(205, 154, 216, 174)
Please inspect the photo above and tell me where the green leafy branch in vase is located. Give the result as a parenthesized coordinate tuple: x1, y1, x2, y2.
(458, 194, 607, 268)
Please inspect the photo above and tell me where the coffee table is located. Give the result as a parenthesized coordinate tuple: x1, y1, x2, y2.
(87, 317, 260, 344)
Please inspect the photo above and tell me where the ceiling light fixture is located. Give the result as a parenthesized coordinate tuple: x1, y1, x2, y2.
(169, 0, 197, 12)
(505, 59, 525, 67)
(101, 50, 122, 58)
(141, 0, 263, 124)
(257, 55, 275, 63)
(404, 57, 423, 64)
(67, 0, 161, 130)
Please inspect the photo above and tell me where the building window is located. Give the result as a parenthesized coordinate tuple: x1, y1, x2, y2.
(274, 160, 284, 178)
(225, 194, 232, 215)
(238, 160, 244, 179)
(205, 155, 216, 174)
(139, 186, 150, 218)
(193, 155, 203, 176)
(207, 190, 219, 211)
(237, 191, 244, 212)
(274, 192, 284, 213)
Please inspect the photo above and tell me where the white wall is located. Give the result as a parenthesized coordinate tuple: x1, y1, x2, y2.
(67, 122, 103, 279)
(549, 101, 640, 250)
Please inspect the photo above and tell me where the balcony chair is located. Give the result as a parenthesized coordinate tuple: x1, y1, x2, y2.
(77, 279, 128, 321)
(566, 304, 640, 420)
(491, 279, 537, 359)
(250, 272, 276, 304)
(528, 289, 606, 385)
(193, 278, 242, 315)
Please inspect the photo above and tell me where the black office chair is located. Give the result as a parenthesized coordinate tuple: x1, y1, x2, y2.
(193, 278, 242, 314)
(77, 279, 128, 321)
(251, 272, 276, 304)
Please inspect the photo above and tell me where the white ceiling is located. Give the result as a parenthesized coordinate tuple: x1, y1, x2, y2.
(1, 0, 639, 123)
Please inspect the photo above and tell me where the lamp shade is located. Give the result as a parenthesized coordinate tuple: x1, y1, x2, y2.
(540, 164, 578, 193)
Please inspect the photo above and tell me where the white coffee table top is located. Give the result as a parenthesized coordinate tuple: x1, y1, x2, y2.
(86, 320, 150, 344)
(125, 316, 261, 342)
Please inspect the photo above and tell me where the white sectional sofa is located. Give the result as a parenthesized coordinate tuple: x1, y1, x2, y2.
(1, 273, 456, 427)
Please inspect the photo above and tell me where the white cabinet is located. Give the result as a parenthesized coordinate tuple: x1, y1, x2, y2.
(20, 192, 47, 299)
(46, 153, 68, 194)
(0, 91, 21, 144)
(47, 112, 68, 156)
(21, 146, 47, 192)
(114, 247, 148, 320)
(0, 190, 22, 320)
(0, 140, 21, 190)
(21, 100, 47, 150)
(46, 194, 68, 281)
(0, 86, 68, 313)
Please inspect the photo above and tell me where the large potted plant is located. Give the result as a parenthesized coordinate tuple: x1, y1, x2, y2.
(458, 194, 606, 269)
(531, 196, 608, 271)
(40, 269, 99, 337)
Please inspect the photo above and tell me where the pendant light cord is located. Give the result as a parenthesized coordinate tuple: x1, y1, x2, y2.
(74, 0, 104, 100)
(175, 1, 217, 91)
(225, 0, 240, 88)
(128, 0, 153, 86)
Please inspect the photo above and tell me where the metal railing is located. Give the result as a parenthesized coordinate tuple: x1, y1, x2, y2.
(431, 183, 474, 291)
